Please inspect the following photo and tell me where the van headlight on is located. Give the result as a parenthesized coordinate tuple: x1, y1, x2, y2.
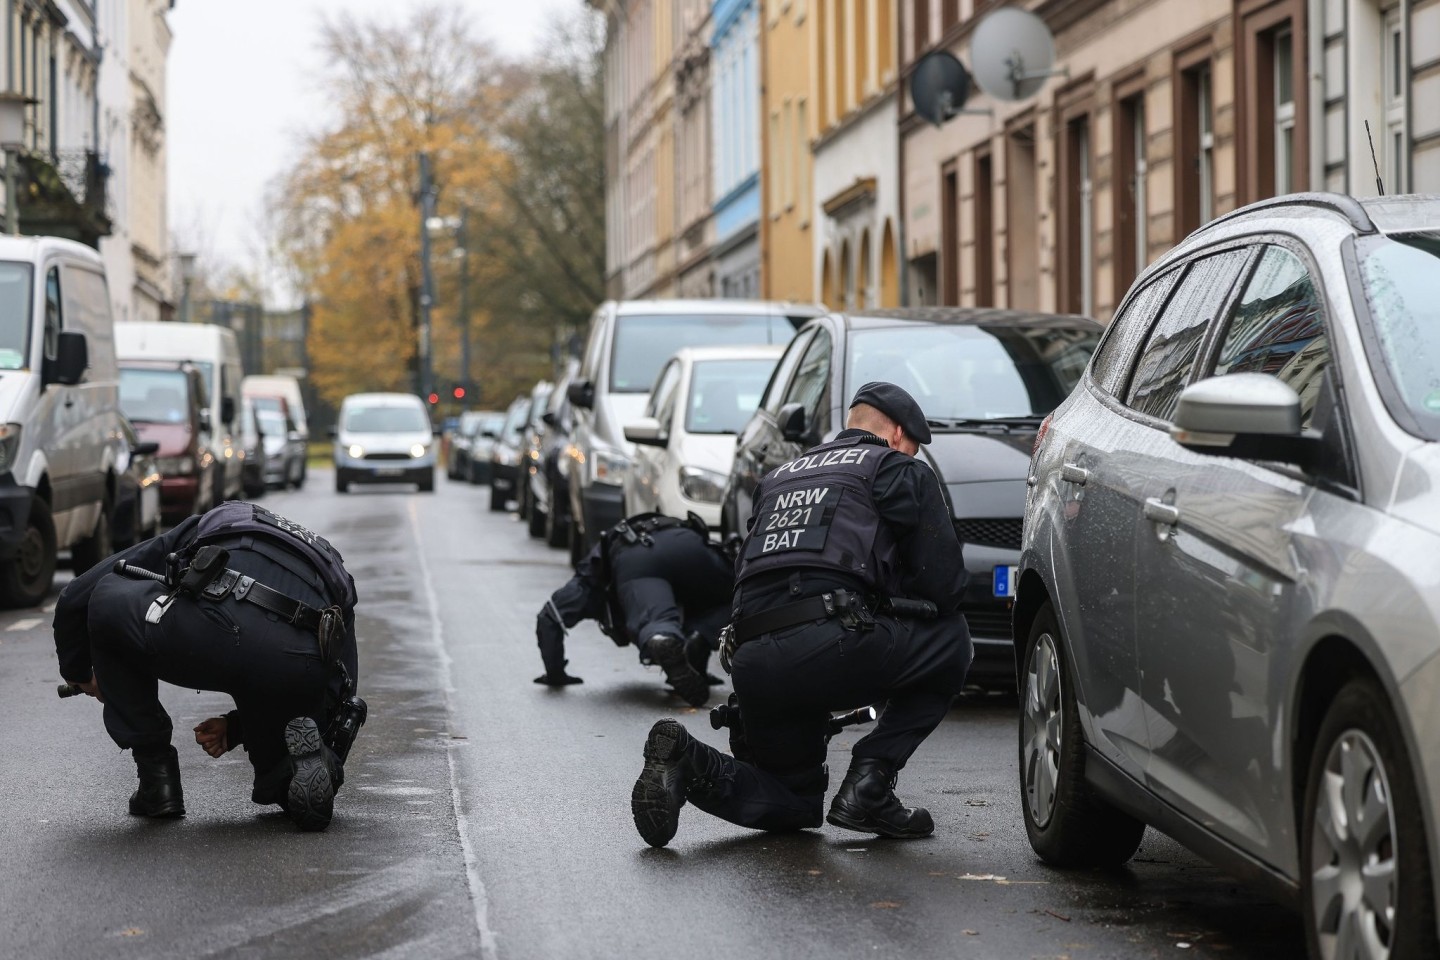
(589, 446, 631, 485)
(0, 423, 21, 475)
(347, 444, 365, 459)
(410, 443, 427, 458)
(679, 466, 726, 503)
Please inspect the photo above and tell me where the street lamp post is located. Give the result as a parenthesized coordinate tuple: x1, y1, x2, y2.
(0, 92, 33, 236)
(177, 252, 197, 323)
(456, 209, 471, 398)
(417, 152, 438, 402)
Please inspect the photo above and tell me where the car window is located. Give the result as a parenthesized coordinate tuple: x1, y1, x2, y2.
(120, 368, 191, 424)
(0, 262, 32, 370)
(645, 360, 682, 419)
(686, 358, 776, 434)
(63, 267, 115, 371)
(782, 328, 833, 435)
(1089, 271, 1178, 396)
(1353, 232, 1440, 441)
(608, 313, 797, 393)
(44, 266, 61, 361)
(1125, 249, 1250, 421)
(343, 404, 430, 433)
(1211, 245, 1330, 429)
(760, 329, 813, 414)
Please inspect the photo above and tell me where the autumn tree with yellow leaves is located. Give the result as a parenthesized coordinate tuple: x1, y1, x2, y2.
(273, 4, 604, 410)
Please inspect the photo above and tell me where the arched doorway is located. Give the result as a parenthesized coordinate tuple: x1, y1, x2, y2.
(858, 229, 873, 310)
(820, 251, 838, 310)
(839, 238, 853, 311)
(880, 220, 899, 307)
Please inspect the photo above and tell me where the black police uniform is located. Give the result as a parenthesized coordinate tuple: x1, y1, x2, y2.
(53, 503, 362, 831)
(631, 384, 972, 847)
(535, 513, 733, 706)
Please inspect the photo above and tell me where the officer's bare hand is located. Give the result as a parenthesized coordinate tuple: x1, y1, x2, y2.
(194, 717, 229, 757)
(534, 672, 584, 686)
(77, 673, 103, 702)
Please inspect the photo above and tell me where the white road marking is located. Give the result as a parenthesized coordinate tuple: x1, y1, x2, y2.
(409, 499, 498, 960)
(7, 617, 42, 631)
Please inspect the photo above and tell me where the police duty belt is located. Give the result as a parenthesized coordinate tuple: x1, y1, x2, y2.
(114, 552, 343, 649)
(731, 590, 939, 645)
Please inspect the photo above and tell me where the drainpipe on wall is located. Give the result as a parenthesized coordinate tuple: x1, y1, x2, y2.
(1307, 0, 1324, 191)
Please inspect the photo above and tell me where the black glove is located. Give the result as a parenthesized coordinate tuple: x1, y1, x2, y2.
(534, 671, 584, 686)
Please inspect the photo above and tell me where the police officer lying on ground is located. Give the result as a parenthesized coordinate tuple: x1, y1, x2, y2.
(631, 382, 971, 846)
(54, 503, 365, 832)
(535, 511, 734, 708)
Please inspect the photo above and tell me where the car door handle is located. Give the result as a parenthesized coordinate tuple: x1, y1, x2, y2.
(1143, 498, 1180, 525)
(1060, 462, 1088, 485)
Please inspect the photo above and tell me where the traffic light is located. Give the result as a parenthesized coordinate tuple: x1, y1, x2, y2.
(453, 385, 465, 400)
(428, 392, 439, 405)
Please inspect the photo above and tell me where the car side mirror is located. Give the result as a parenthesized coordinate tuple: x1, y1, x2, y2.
(47, 331, 88, 386)
(132, 440, 160, 457)
(198, 407, 212, 433)
(567, 380, 595, 410)
(1171, 373, 1319, 469)
(623, 417, 667, 447)
(220, 396, 236, 426)
(778, 402, 807, 443)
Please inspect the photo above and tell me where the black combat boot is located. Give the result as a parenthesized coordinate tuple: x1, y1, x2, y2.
(631, 718, 734, 847)
(129, 745, 185, 819)
(643, 633, 710, 707)
(683, 631, 725, 686)
(284, 717, 338, 832)
(826, 758, 934, 839)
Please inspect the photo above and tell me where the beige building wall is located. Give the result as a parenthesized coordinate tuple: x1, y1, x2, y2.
(759, 0, 815, 302)
(128, 0, 172, 322)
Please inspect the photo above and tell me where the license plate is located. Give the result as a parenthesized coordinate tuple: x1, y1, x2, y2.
(992, 565, 1018, 598)
(374, 467, 404, 477)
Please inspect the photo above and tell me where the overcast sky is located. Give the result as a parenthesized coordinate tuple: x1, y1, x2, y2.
(167, 1, 580, 301)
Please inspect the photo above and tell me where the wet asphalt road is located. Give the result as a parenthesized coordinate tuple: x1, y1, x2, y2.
(0, 469, 1306, 959)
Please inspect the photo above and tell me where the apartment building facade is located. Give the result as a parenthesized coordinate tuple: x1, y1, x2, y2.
(900, 0, 1440, 322)
(712, 0, 762, 297)
(757, 0, 813, 302)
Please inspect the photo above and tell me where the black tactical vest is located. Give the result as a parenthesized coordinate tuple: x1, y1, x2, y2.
(187, 503, 357, 610)
(737, 434, 903, 593)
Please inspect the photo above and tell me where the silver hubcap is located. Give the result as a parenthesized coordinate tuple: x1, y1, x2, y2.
(1023, 631, 1063, 828)
(1310, 730, 1397, 960)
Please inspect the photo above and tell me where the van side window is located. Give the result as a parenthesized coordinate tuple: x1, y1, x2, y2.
(44, 267, 61, 361)
(782, 329, 833, 437)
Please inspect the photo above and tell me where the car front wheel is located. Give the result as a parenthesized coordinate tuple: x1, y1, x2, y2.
(1019, 600, 1145, 867)
(1301, 677, 1437, 960)
(0, 496, 56, 608)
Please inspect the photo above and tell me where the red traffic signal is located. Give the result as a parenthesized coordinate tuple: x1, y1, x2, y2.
(427, 392, 439, 405)
(453, 386, 465, 399)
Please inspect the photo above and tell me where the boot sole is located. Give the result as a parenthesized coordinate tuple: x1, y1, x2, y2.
(631, 719, 684, 848)
(285, 718, 335, 832)
(826, 806, 934, 839)
(650, 642, 711, 708)
(129, 797, 185, 818)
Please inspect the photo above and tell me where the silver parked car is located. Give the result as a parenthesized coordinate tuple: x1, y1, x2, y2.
(1017, 193, 1440, 958)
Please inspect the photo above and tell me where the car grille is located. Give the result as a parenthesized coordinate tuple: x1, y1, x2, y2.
(954, 517, 1023, 550)
(364, 452, 412, 461)
(961, 605, 1013, 639)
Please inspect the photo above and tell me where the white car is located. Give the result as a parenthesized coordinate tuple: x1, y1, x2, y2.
(332, 392, 436, 493)
(622, 345, 784, 528)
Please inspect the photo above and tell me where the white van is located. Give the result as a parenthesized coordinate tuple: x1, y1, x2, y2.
(242, 373, 308, 484)
(0, 236, 125, 606)
(115, 321, 245, 501)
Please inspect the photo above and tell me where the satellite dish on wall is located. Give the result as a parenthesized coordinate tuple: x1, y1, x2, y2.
(970, 7, 1065, 102)
(910, 51, 972, 127)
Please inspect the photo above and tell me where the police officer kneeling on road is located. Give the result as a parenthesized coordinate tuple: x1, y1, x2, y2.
(53, 503, 366, 832)
(535, 512, 734, 707)
(631, 382, 971, 846)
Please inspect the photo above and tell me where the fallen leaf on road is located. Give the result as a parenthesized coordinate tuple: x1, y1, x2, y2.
(963, 930, 978, 936)
(964, 799, 988, 807)
(115, 928, 145, 938)
(805, 869, 823, 876)
(870, 901, 902, 909)
(1042, 909, 1072, 922)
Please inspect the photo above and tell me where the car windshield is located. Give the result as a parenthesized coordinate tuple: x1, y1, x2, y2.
(685, 358, 776, 434)
(502, 401, 530, 436)
(256, 409, 288, 435)
(120, 368, 191, 424)
(846, 323, 1100, 422)
(610, 314, 797, 393)
(343, 404, 429, 433)
(1354, 231, 1440, 441)
(0, 262, 32, 369)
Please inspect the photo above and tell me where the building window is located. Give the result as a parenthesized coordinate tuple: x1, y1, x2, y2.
(1198, 67, 1214, 225)
(942, 0, 958, 32)
(913, 0, 929, 58)
(974, 150, 994, 307)
(1176, 60, 1215, 238)
(769, 110, 781, 217)
(797, 98, 810, 224)
(1060, 115, 1093, 316)
(1383, 5, 1406, 192)
(1116, 92, 1148, 291)
(1274, 27, 1295, 195)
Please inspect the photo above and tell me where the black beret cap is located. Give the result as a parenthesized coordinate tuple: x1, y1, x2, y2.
(848, 381, 932, 445)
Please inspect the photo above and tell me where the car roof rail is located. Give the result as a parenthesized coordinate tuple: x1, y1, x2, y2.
(1205, 192, 1376, 234)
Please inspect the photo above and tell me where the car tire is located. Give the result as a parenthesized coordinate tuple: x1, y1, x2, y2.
(568, 512, 585, 568)
(1019, 600, 1145, 868)
(467, 461, 482, 486)
(335, 470, 349, 494)
(1301, 677, 1437, 960)
(417, 471, 435, 493)
(0, 496, 56, 608)
(545, 493, 568, 549)
(71, 495, 115, 575)
(489, 480, 506, 512)
(528, 499, 546, 539)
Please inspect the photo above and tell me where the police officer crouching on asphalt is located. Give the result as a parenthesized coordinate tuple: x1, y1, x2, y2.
(53, 503, 365, 832)
(631, 382, 971, 847)
(536, 512, 734, 707)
